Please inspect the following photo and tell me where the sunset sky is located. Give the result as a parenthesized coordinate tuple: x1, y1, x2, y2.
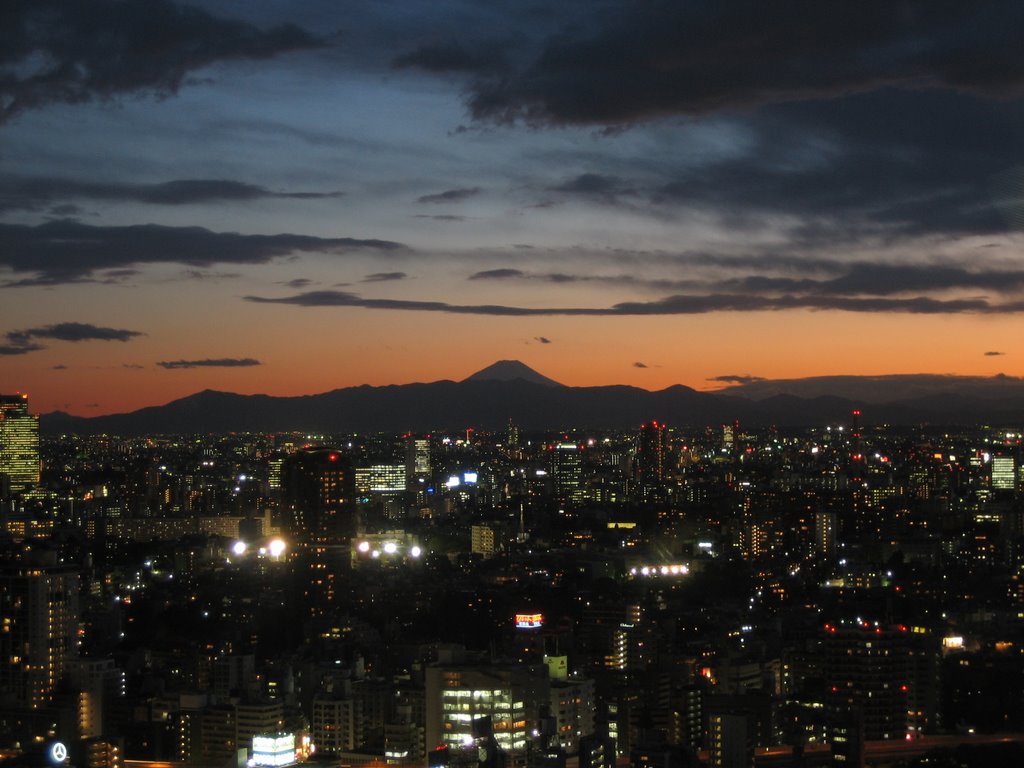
(2, 1, 1024, 415)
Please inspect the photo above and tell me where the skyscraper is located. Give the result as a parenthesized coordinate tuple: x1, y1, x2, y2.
(636, 421, 667, 484)
(280, 448, 356, 543)
(991, 455, 1016, 491)
(552, 443, 584, 504)
(0, 542, 80, 709)
(0, 394, 40, 496)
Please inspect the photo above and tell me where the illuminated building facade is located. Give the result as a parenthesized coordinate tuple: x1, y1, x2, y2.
(355, 464, 406, 496)
(0, 545, 80, 710)
(0, 394, 40, 496)
(425, 663, 549, 756)
(406, 437, 432, 493)
(552, 443, 584, 504)
(991, 455, 1016, 491)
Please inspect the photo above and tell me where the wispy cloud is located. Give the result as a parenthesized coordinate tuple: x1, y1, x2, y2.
(0, 177, 343, 212)
(708, 374, 766, 385)
(156, 358, 261, 369)
(363, 272, 407, 283)
(246, 290, 1024, 316)
(416, 187, 481, 204)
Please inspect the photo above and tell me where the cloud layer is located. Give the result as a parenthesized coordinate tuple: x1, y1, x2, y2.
(2, 0, 321, 124)
(0, 220, 406, 285)
(451, 1, 1024, 127)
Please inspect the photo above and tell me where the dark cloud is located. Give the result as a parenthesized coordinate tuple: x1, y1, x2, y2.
(51, 364, 68, 370)
(245, 290, 1024, 316)
(535, 336, 552, 344)
(1, 0, 322, 124)
(363, 272, 407, 283)
(49, 204, 84, 216)
(649, 91, 1024, 240)
(283, 278, 314, 288)
(0, 177, 342, 212)
(0, 342, 44, 356)
(122, 363, 145, 370)
(466, 259, 1024, 300)
(8, 322, 142, 343)
(0, 321, 141, 355)
(157, 358, 261, 369)
(0, 219, 406, 285)
(633, 362, 648, 369)
(416, 187, 481, 204)
(708, 374, 766, 385)
(414, 214, 466, 221)
(468, 268, 526, 280)
(984, 351, 1006, 356)
(393, 42, 507, 74)
(549, 173, 634, 202)
(712, 263, 1024, 297)
(463, 1, 1024, 128)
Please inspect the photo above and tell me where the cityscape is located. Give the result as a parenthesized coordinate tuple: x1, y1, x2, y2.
(4, 3, 1024, 768)
(3, 377, 1024, 768)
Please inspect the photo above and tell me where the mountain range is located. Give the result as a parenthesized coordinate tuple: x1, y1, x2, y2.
(39, 363, 1024, 435)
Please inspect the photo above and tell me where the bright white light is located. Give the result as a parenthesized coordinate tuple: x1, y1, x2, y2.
(461, 735, 475, 747)
(410, 546, 422, 558)
(232, 541, 247, 556)
(358, 541, 370, 553)
(463, 472, 478, 484)
(371, 550, 380, 559)
(268, 539, 286, 558)
(383, 542, 398, 555)
(446, 475, 461, 488)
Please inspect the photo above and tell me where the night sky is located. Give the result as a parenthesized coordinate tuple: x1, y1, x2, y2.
(2, 1, 1023, 415)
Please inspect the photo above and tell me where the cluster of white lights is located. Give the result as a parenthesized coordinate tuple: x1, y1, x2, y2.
(356, 540, 421, 559)
(629, 564, 689, 577)
(230, 539, 286, 559)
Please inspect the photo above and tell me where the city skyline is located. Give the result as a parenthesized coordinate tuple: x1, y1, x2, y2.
(3, 1, 1024, 415)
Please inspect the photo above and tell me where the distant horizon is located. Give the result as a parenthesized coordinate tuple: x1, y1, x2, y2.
(16, 361, 1024, 418)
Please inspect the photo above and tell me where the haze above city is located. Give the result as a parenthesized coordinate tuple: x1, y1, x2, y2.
(3, 1, 1024, 416)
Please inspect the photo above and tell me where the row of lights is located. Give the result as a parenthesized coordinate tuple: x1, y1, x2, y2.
(356, 541, 422, 558)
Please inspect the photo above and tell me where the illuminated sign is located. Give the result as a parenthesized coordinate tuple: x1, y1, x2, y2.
(49, 743, 68, 764)
(515, 613, 543, 629)
(252, 733, 296, 767)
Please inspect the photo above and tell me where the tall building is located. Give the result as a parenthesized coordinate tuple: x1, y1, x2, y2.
(991, 455, 1016, 491)
(635, 421, 667, 484)
(281, 448, 356, 543)
(405, 437, 432, 493)
(552, 443, 585, 505)
(0, 394, 40, 496)
(0, 543, 80, 709)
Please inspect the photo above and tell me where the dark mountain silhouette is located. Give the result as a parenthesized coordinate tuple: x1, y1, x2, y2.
(717, 373, 1024, 403)
(463, 360, 563, 387)
(38, 366, 1024, 435)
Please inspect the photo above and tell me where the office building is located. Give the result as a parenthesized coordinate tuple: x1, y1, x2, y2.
(0, 394, 40, 496)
